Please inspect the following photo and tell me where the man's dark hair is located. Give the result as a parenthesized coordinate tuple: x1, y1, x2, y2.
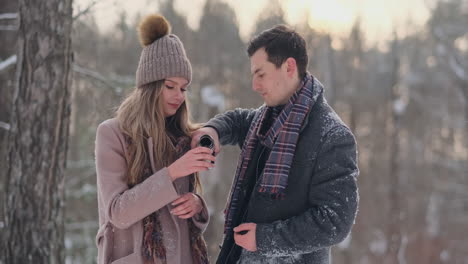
(247, 25, 308, 79)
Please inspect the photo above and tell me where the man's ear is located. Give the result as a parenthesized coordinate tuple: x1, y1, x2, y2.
(285, 57, 297, 78)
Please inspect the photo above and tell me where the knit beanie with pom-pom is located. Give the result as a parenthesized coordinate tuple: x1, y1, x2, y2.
(136, 14, 192, 87)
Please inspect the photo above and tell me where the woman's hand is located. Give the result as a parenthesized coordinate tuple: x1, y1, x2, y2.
(170, 193, 203, 219)
(167, 147, 215, 181)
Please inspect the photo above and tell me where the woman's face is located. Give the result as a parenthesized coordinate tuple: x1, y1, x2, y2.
(161, 77, 189, 117)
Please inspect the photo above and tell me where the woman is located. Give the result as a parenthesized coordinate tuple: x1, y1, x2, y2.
(95, 14, 215, 264)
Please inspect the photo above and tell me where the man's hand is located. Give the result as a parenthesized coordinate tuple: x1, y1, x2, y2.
(233, 223, 257, 252)
(191, 127, 220, 154)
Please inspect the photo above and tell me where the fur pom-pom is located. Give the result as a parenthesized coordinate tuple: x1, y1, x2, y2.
(138, 14, 171, 47)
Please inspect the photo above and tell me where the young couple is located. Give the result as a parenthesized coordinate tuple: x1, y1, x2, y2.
(95, 14, 359, 264)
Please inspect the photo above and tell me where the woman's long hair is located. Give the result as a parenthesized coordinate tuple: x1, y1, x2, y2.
(116, 80, 202, 192)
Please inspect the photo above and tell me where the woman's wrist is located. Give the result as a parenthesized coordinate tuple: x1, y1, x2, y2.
(193, 194, 203, 214)
(167, 165, 176, 181)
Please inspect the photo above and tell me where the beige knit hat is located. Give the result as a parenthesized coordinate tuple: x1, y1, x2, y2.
(136, 14, 192, 87)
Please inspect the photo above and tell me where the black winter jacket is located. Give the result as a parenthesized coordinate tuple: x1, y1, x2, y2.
(208, 81, 359, 264)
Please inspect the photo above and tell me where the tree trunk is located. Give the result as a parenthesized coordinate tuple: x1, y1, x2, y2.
(0, 0, 19, 245)
(456, 79, 468, 156)
(323, 34, 336, 107)
(385, 34, 404, 264)
(2, 0, 73, 262)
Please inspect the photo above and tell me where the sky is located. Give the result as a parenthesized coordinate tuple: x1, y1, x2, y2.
(75, 0, 431, 44)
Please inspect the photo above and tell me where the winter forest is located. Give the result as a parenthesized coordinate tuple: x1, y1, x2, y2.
(0, 0, 467, 263)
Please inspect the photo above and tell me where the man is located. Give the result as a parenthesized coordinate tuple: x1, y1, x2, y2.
(192, 25, 359, 264)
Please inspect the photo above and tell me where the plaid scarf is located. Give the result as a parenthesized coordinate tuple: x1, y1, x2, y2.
(224, 73, 318, 233)
(125, 135, 208, 264)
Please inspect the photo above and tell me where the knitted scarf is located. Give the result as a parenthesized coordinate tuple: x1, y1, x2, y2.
(125, 135, 208, 264)
(224, 73, 315, 233)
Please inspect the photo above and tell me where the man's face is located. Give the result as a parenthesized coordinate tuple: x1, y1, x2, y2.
(250, 48, 295, 107)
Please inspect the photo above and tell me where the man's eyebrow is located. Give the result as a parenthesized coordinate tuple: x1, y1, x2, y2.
(252, 68, 262, 76)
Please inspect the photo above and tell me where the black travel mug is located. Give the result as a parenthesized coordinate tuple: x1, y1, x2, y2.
(198, 134, 215, 164)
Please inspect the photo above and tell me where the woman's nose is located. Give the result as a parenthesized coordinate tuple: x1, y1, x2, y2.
(176, 90, 185, 100)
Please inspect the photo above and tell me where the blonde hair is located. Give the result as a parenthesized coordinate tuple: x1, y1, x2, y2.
(116, 80, 202, 192)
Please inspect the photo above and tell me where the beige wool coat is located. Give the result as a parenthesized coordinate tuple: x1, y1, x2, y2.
(95, 118, 209, 264)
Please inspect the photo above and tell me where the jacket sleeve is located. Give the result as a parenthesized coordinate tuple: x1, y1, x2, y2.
(192, 194, 210, 232)
(204, 107, 259, 148)
(255, 126, 359, 257)
(95, 122, 179, 229)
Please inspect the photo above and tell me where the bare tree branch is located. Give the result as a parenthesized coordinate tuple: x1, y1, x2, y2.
(432, 26, 468, 84)
(0, 13, 19, 31)
(72, 63, 128, 93)
(449, 53, 468, 82)
(73, 0, 99, 21)
(0, 13, 18, 20)
(0, 121, 11, 131)
(67, 159, 95, 169)
(0, 55, 17, 72)
(66, 221, 98, 231)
